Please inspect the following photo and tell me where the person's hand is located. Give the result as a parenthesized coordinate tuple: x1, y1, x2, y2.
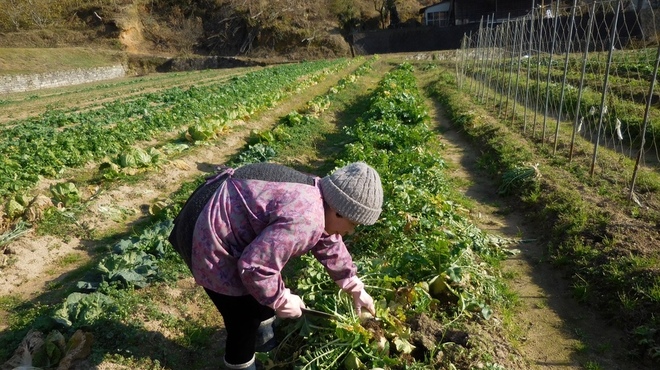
(274, 289, 306, 318)
(351, 289, 375, 316)
(336, 276, 376, 316)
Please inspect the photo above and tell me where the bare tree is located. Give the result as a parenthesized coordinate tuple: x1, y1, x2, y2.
(373, 0, 388, 29)
(1, 0, 28, 30)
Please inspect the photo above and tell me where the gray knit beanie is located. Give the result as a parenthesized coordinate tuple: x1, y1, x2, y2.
(319, 162, 383, 225)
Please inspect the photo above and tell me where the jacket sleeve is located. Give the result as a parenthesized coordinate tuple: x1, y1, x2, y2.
(237, 219, 315, 308)
(311, 234, 357, 283)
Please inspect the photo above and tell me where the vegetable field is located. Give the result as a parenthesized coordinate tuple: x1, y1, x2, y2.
(453, 0, 660, 366)
(0, 48, 658, 370)
(457, 0, 660, 191)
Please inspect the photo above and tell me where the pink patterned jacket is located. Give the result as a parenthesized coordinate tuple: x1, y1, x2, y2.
(191, 175, 357, 308)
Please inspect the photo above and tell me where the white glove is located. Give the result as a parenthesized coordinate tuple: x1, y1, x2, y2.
(351, 289, 375, 316)
(273, 289, 306, 318)
(337, 276, 376, 315)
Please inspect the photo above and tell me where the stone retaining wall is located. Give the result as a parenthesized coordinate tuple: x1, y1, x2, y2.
(0, 65, 126, 95)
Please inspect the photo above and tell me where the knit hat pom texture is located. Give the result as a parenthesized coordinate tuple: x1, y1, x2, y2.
(320, 162, 383, 225)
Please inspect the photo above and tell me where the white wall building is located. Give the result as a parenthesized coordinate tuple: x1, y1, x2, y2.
(421, 2, 452, 27)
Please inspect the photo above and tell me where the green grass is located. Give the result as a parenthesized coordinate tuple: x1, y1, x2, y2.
(0, 295, 21, 310)
(583, 360, 604, 370)
(37, 205, 95, 240)
(0, 47, 124, 75)
(53, 252, 84, 267)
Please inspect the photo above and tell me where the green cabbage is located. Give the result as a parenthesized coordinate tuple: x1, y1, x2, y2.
(49, 182, 81, 207)
(52, 292, 116, 327)
(5, 198, 24, 219)
(187, 119, 227, 142)
(187, 122, 216, 141)
(118, 147, 152, 168)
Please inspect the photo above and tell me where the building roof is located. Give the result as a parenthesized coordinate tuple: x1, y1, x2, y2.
(420, 1, 451, 14)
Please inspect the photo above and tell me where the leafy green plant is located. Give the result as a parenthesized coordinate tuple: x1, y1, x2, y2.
(117, 147, 160, 168)
(4, 198, 24, 219)
(95, 251, 159, 289)
(0, 221, 29, 253)
(49, 182, 81, 207)
(498, 163, 541, 196)
(231, 143, 277, 166)
(279, 111, 315, 127)
(52, 292, 117, 328)
(186, 118, 227, 142)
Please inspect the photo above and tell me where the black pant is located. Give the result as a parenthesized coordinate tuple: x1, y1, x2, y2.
(204, 288, 275, 365)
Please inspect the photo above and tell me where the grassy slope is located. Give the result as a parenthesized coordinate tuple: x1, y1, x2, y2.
(0, 48, 125, 75)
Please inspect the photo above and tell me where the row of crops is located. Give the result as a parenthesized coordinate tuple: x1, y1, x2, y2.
(0, 59, 516, 369)
(263, 63, 513, 369)
(0, 59, 351, 232)
(0, 66, 257, 119)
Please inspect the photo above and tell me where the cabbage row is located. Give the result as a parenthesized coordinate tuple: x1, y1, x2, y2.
(0, 59, 346, 199)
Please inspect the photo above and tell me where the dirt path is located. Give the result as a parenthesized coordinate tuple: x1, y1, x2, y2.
(424, 96, 650, 370)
